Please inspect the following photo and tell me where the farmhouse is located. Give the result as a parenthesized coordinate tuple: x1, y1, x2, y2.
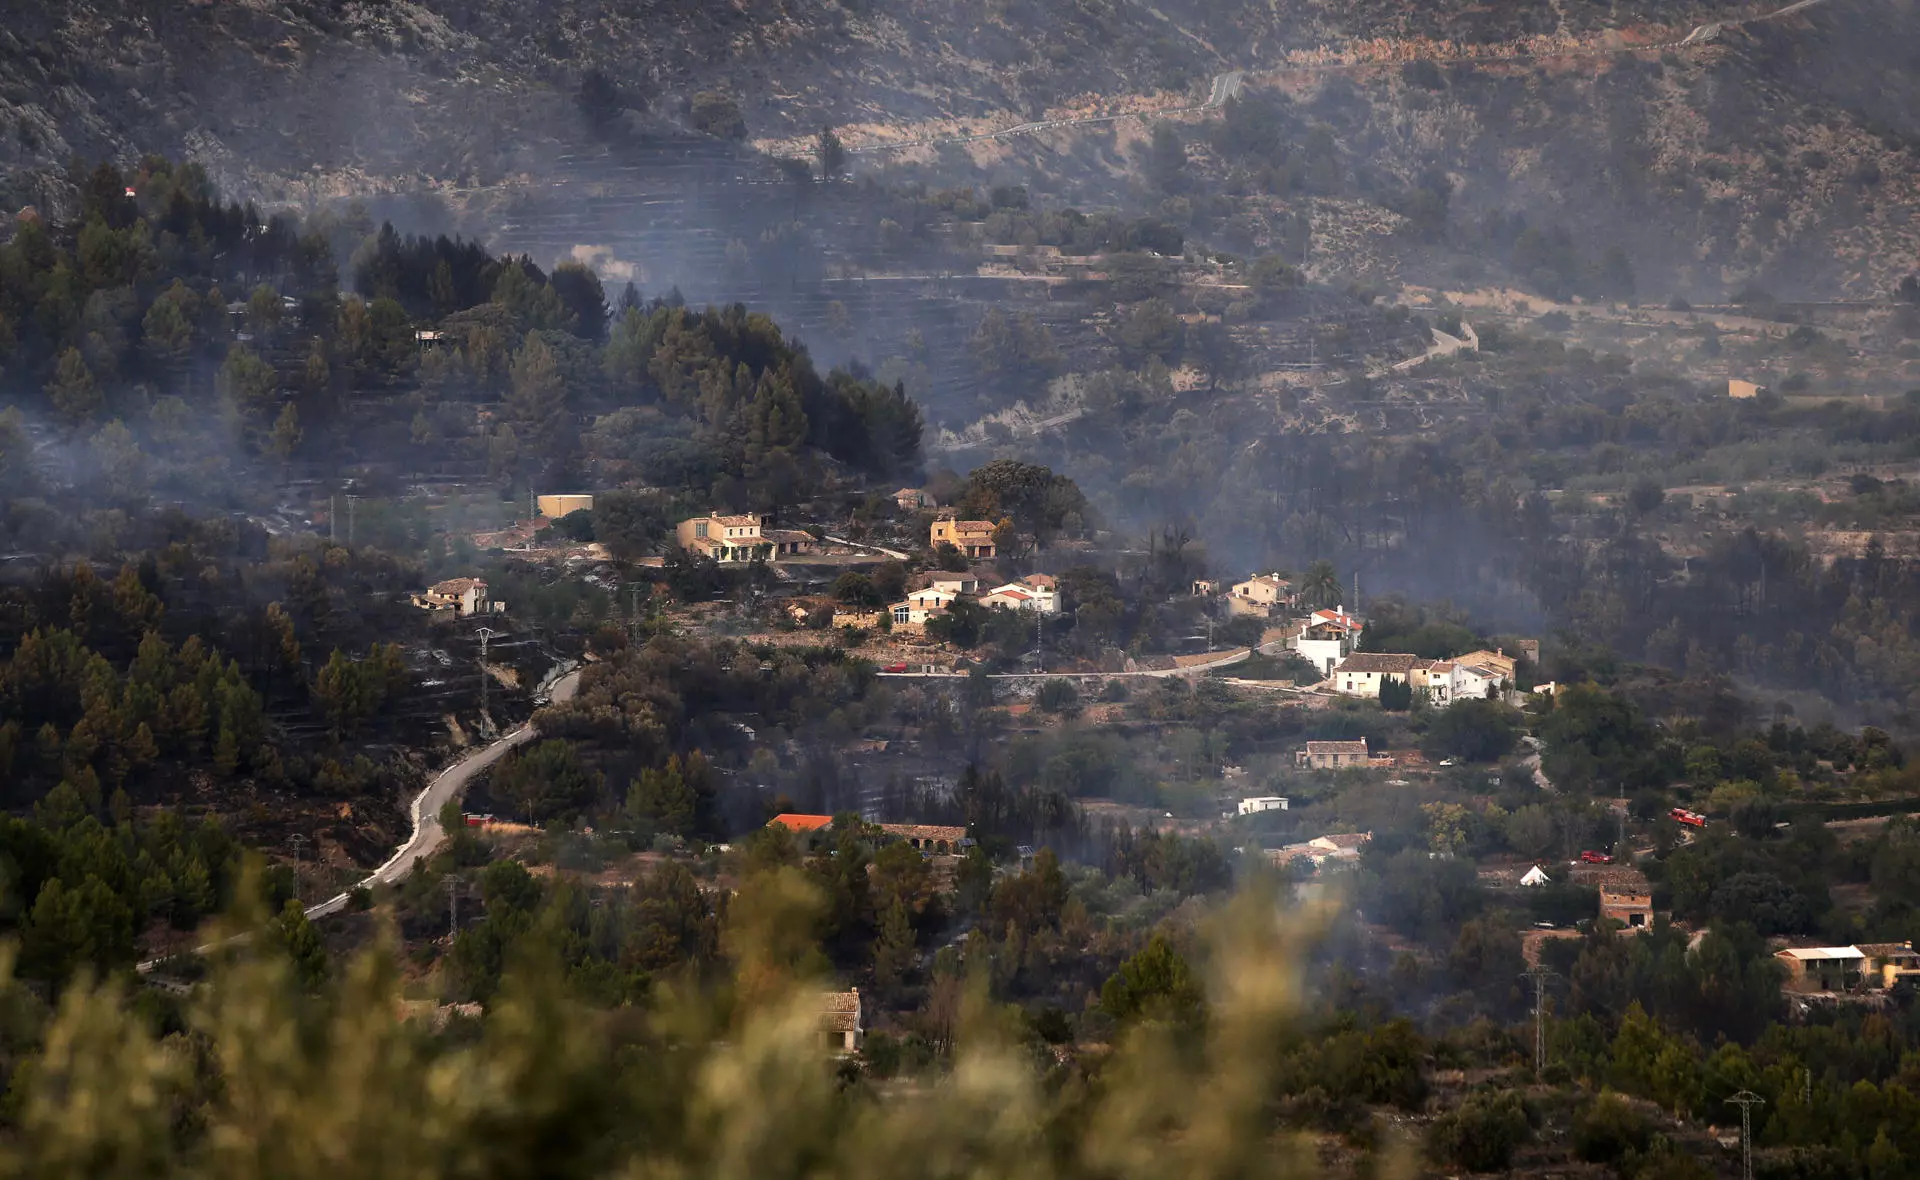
(411, 577, 500, 617)
(930, 514, 997, 559)
(677, 513, 810, 562)
(1296, 739, 1369, 770)
(1331, 652, 1420, 698)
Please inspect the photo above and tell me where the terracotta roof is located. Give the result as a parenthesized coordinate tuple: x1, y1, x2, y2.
(1314, 832, 1371, 849)
(715, 513, 763, 527)
(821, 989, 862, 1033)
(1857, 942, 1918, 958)
(1304, 740, 1369, 755)
(1024, 574, 1057, 589)
(1337, 653, 1420, 674)
(429, 577, 486, 595)
(769, 813, 834, 831)
(762, 529, 812, 543)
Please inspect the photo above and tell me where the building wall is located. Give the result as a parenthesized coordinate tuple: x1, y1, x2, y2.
(537, 494, 593, 519)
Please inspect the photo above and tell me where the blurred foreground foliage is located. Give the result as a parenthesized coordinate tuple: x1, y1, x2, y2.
(0, 869, 1353, 1180)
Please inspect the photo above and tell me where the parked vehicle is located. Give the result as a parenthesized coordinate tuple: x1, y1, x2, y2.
(1580, 850, 1613, 864)
(1669, 807, 1707, 828)
(882, 662, 909, 673)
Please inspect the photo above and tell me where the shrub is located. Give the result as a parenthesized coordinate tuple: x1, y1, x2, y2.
(1573, 1091, 1653, 1164)
(1428, 1087, 1532, 1171)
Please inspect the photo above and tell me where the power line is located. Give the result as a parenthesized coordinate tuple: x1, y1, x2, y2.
(476, 625, 499, 719)
(1520, 965, 1559, 1075)
(288, 834, 307, 904)
(1726, 1090, 1765, 1180)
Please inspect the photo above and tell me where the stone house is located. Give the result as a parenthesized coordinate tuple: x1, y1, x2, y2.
(1296, 739, 1369, 769)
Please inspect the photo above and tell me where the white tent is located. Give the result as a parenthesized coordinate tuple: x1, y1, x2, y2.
(1520, 865, 1551, 887)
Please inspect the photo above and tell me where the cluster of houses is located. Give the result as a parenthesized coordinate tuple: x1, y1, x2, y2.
(1199, 572, 1542, 706)
(888, 570, 1059, 635)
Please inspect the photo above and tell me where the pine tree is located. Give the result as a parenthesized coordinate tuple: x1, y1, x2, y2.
(506, 331, 565, 448)
(271, 899, 329, 990)
(268, 401, 302, 462)
(46, 347, 100, 426)
(872, 894, 915, 989)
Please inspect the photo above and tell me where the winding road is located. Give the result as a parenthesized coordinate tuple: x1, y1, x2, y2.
(305, 667, 583, 918)
(138, 666, 584, 973)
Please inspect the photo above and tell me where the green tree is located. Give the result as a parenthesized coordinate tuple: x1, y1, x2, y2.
(268, 401, 302, 463)
(1428, 1089, 1532, 1172)
(268, 898, 328, 990)
(493, 739, 600, 825)
(217, 344, 278, 421)
(871, 895, 915, 989)
(46, 347, 100, 427)
(140, 286, 195, 367)
(90, 421, 148, 501)
(1100, 932, 1203, 1026)
(506, 331, 566, 449)
(626, 752, 715, 838)
(1423, 699, 1522, 761)
(816, 125, 846, 180)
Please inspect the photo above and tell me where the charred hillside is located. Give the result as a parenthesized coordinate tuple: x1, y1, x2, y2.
(1, 0, 1749, 202)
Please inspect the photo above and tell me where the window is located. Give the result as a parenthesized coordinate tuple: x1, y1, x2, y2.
(694, 521, 708, 539)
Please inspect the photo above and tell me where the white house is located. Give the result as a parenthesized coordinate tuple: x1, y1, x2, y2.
(889, 599, 949, 635)
(412, 577, 499, 617)
(1331, 652, 1420, 698)
(1451, 662, 1506, 702)
(981, 578, 1059, 614)
(1237, 796, 1289, 815)
(905, 585, 960, 612)
(1289, 607, 1364, 677)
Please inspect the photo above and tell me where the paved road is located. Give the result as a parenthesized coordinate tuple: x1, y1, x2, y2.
(139, 665, 587, 973)
(305, 667, 583, 918)
(876, 636, 1296, 681)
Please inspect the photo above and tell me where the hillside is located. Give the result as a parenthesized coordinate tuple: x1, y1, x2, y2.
(0, 0, 1752, 198)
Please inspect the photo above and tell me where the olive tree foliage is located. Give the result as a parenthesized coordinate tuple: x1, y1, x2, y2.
(2, 875, 1331, 1180)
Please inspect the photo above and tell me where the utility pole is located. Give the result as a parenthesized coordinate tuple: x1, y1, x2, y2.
(447, 876, 460, 938)
(345, 493, 360, 546)
(288, 834, 307, 903)
(476, 625, 498, 718)
(627, 582, 645, 642)
(329, 494, 337, 543)
(1726, 1090, 1764, 1180)
(1521, 966, 1558, 1075)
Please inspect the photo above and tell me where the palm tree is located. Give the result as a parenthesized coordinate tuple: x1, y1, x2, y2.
(1301, 559, 1341, 609)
